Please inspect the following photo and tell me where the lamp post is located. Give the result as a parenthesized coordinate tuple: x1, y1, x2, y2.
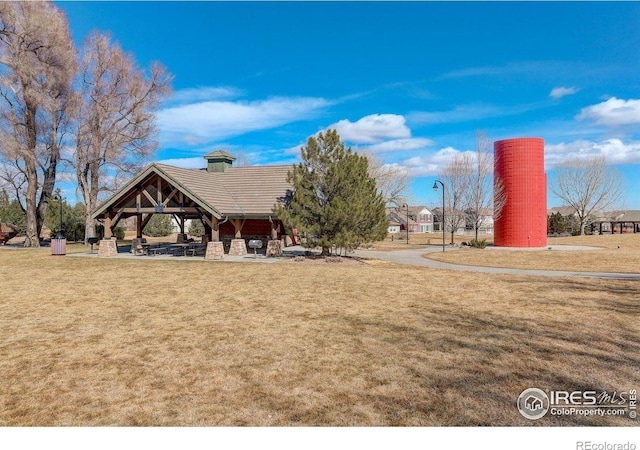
(402, 203, 409, 244)
(52, 189, 63, 239)
(432, 180, 445, 253)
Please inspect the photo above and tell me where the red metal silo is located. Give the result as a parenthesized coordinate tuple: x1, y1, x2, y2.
(494, 138, 547, 247)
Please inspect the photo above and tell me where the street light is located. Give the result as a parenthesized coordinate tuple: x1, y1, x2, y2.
(402, 203, 409, 244)
(52, 189, 63, 239)
(432, 180, 445, 253)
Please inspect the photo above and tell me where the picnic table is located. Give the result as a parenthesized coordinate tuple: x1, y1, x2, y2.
(170, 243, 190, 256)
(148, 245, 168, 256)
(137, 242, 208, 257)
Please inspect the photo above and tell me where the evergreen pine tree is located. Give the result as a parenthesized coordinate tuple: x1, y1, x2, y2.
(276, 129, 387, 255)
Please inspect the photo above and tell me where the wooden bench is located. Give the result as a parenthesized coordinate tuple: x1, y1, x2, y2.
(149, 246, 168, 256)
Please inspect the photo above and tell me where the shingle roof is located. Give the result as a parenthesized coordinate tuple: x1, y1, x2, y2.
(619, 210, 640, 222)
(548, 206, 577, 216)
(155, 163, 292, 217)
(203, 149, 236, 161)
(92, 162, 293, 219)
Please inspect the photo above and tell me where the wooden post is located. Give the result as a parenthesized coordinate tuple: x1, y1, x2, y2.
(104, 216, 113, 238)
(157, 178, 162, 205)
(271, 220, 279, 240)
(211, 216, 219, 242)
(203, 220, 212, 244)
(136, 214, 143, 238)
(231, 218, 242, 238)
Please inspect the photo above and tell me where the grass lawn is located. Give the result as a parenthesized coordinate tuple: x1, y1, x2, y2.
(371, 232, 494, 251)
(426, 234, 640, 274)
(0, 245, 638, 426)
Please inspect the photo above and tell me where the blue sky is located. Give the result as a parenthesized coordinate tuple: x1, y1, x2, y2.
(58, 1, 640, 208)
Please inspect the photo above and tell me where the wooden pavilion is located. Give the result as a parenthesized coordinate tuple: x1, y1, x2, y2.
(591, 210, 640, 234)
(92, 150, 292, 257)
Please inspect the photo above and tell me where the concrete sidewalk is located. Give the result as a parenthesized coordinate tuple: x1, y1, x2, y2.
(352, 246, 640, 280)
(62, 243, 640, 280)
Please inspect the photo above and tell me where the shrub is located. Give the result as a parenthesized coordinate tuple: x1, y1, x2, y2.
(188, 219, 204, 237)
(144, 214, 173, 237)
(113, 226, 125, 240)
(469, 238, 487, 249)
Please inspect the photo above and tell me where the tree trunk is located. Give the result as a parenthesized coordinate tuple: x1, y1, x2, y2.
(77, 155, 99, 244)
(24, 202, 39, 246)
(82, 185, 99, 245)
(84, 213, 96, 243)
(24, 160, 40, 247)
(23, 105, 40, 248)
(36, 116, 62, 239)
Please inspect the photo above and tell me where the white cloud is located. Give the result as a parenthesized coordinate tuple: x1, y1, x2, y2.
(283, 143, 305, 156)
(282, 114, 432, 157)
(546, 138, 640, 166)
(389, 147, 468, 177)
(156, 157, 206, 169)
(167, 86, 244, 105)
(549, 86, 578, 99)
(157, 96, 332, 145)
(387, 139, 640, 178)
(438, 61, 570, 80)
(327, 114, 411, 144)
(576, 97, 640, 126)
(365, 138, 434, 153)
(408, 104, 514, 125)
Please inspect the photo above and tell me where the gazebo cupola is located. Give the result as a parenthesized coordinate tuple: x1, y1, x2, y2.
(204, 150, 236, 173)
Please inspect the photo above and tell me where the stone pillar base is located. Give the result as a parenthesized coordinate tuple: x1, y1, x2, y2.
(228, 238, 247, 256)
(98, 239, 118, 257)
(131, 238, 143, 253)
(205, 241, 224, 260)
(266, 240, 283, 257)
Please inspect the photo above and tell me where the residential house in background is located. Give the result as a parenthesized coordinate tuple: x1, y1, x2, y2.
(547, 207, 640, 235)
(465, 207, 494, 235)
(387, 214, 401, 234)
(386, 206, 433, 234)
(412, 206, 434, 233)
(431, 207, 467, 235)
(589, 210, 640, 234)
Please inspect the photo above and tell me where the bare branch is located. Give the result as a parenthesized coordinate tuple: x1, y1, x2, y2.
(71, 30, 172, 241)
(0, 1, 77, 246)
(362, 151, 410, 208)
(551, 155, 626, 235)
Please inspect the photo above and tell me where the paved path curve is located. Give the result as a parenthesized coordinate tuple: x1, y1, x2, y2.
(352, 247, 640, 280)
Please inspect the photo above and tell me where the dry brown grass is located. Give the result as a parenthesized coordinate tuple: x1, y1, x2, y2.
(0, 247, 638, 426)
(427, 234, 640, 274)
(374, 233, 493, 251)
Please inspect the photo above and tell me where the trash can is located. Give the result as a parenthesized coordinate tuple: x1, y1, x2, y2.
(51, 237, 66, 256)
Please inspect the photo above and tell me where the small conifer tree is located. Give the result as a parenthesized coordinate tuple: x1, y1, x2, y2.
(275, 129, 388, 255)
(144, 214, 173, 237)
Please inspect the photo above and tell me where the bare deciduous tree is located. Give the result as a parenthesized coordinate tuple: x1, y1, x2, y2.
(551, 155, 625, 235)
(363, 151, 411, 208)
(463, 131, 507, 240)
(72, 31, 172, 242)
(439, 152, 471, 244)
(0, 1, 77, 247)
